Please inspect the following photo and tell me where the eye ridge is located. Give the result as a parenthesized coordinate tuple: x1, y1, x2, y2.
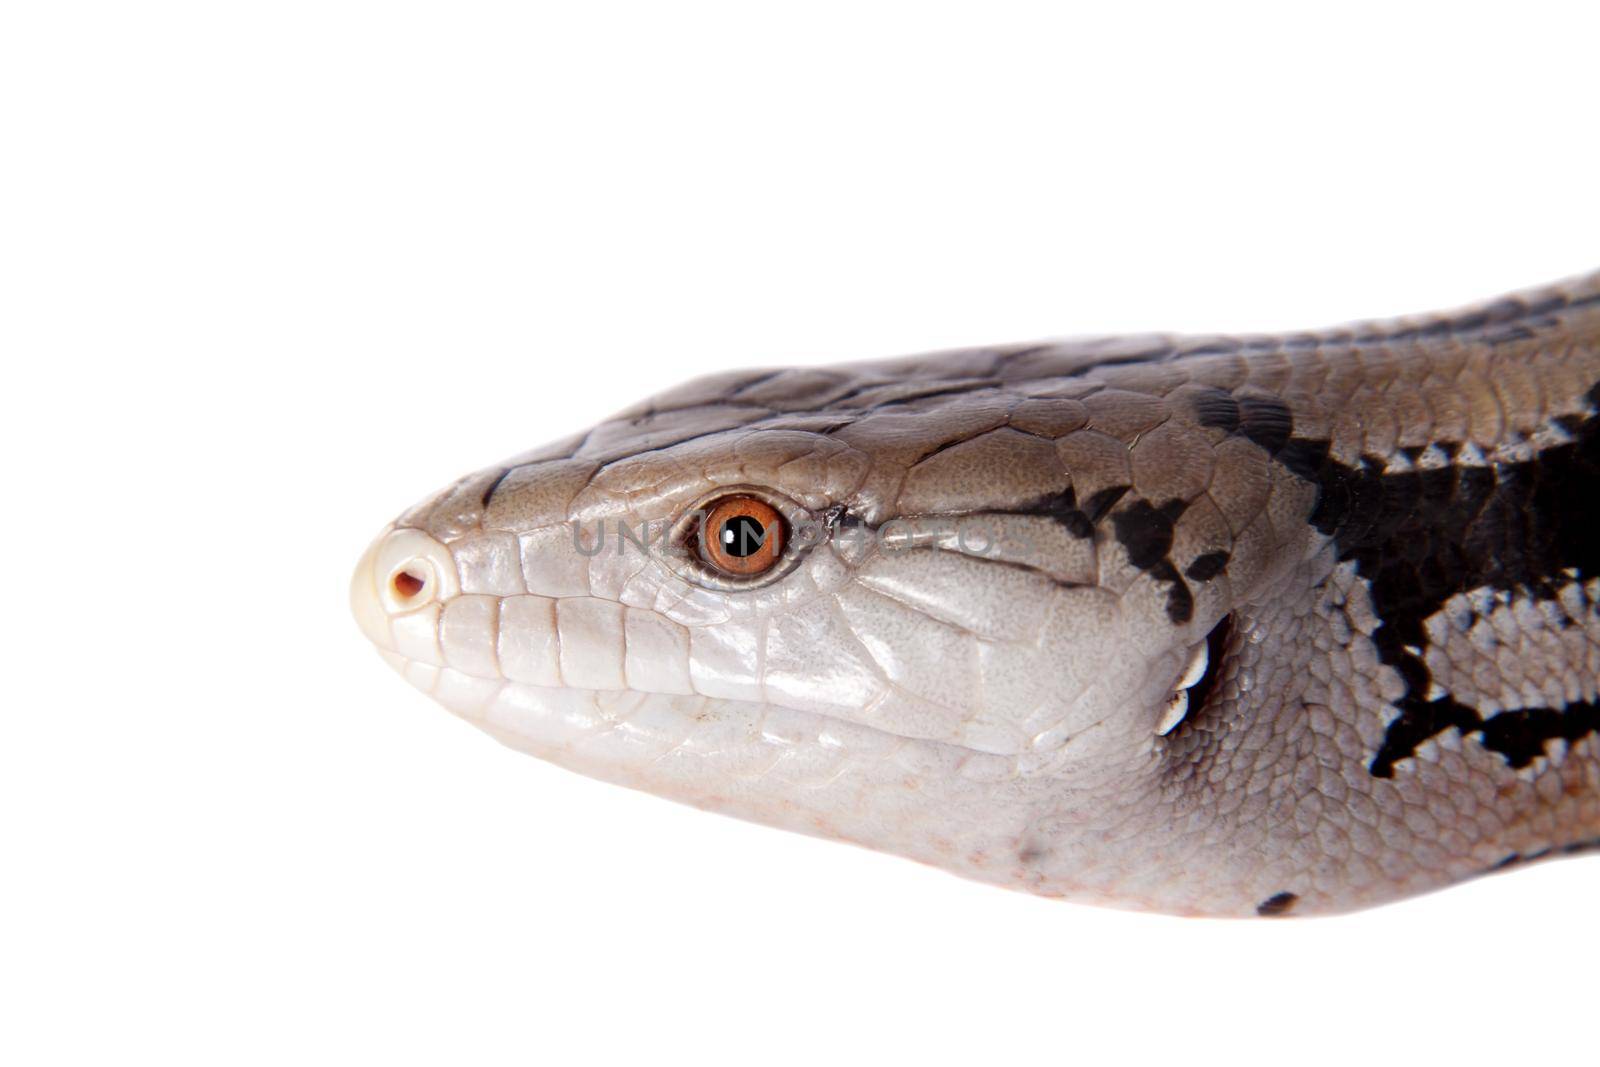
(697, 494, 787, 577)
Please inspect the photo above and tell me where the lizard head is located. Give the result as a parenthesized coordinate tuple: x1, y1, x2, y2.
(352, 343, 1321, 911)
(353, 276, 1600, 917)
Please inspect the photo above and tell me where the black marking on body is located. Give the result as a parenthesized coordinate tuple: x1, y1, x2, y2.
(1235, 395, 1294, 454)
(1185, 550, 1230, 582)
(1002, 486, 1206, 622)
(1490, 835, 1600, 872)
(1110, 499, 1184, 569)
(1150, 560, 1193, 624)
(1108, 498, 1197, 623)
(1192, 389, 1241, 433)
(1256, 891, 1299, 916)
(1476, 703, 1600, 767)
(1008, 484, 1128, 539)
(1263, 382, 1600, 777)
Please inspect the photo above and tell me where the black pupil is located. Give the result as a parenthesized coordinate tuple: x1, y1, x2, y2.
(720, 515, 768, 557)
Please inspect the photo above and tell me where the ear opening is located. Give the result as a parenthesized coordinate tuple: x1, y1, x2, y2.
(1183, 612, 1234, 724)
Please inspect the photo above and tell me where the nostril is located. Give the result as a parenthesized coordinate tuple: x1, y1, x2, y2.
(384, 559, 436, 610)
(391, 568, 426, 599)
(368, 528, 459, 618)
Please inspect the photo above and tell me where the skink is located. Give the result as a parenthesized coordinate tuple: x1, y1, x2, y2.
(353, 273, 1600, 916)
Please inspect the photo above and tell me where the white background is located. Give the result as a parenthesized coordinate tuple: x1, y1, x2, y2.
(4, 2, 1598, 1064)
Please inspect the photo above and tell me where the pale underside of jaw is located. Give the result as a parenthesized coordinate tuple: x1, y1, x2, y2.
(372, 651, 1221, 912)
(377, 641, 1020, 792)
(378, 647, 1062, 875)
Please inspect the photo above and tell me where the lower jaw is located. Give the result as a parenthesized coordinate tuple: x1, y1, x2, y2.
(383, 658, 1075, 885)
(378, 658, 1351, 916)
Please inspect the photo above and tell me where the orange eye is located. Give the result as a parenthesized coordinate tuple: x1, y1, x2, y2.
(698, 495, 785, 577)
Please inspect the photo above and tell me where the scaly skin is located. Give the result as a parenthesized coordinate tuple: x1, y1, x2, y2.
(352, 273, 1600, 916)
